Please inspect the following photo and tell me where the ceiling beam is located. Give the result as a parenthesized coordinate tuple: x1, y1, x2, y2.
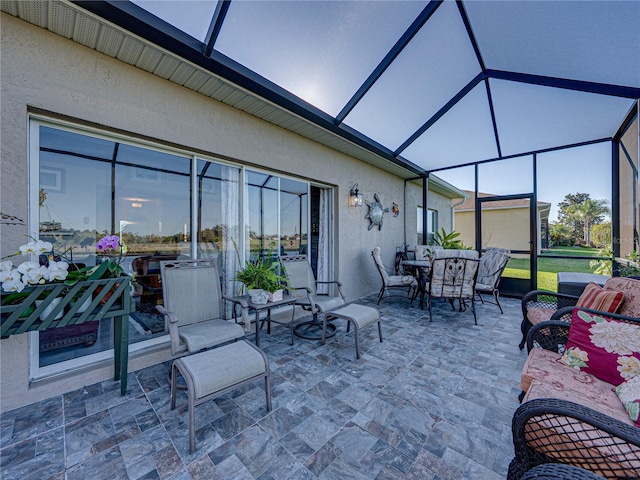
(487, 69, 640, 99)
(335, 0, 443, 124)
(457, 1, 502, 157)
(426, 137, 611, 173)
(395, 72, 486, 155)
(203, 0, 232, 58)
(456, 0, 485, 73)
(484, 79, 502, 158)
(614, 101, 638, 141)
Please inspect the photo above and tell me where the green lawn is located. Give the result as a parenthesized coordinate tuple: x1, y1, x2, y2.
(503, 246, 609, 292)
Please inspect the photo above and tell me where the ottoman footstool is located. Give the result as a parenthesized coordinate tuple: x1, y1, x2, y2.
(323, 304, 382, 359)
(171, 340, 271, 452)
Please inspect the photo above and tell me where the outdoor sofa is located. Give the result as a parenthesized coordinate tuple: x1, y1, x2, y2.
(509, 305, 640, 479)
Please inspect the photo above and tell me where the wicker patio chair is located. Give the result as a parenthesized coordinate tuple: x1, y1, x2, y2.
(371, 247, 418, 305)
(475, 247, 510, 314)
(156, 259, 245, 357)
(513, 308, 640, 478)
(426, 249, 480, 324)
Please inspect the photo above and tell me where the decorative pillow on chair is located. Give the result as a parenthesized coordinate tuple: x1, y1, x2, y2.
(576, 282, 624, 313)
(615, 373, 640, 427)
(558, 309, 640, 386)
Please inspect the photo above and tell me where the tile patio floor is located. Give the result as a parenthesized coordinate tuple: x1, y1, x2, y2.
(1, 293, 528, 480)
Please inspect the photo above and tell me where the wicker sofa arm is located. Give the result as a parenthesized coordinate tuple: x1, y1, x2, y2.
(551, 306, 640, 323)
(508, 398, 640, 480)
(526, 320, 571, 353)
(549, 305, 575, 322)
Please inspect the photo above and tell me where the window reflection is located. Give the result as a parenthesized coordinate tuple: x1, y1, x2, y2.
(246, 171, 308, 260)
(35, 125, 315, 371)
(197, 159, 241, 311)
(280, 177, 308, 256)
(38, 126, 191, 367)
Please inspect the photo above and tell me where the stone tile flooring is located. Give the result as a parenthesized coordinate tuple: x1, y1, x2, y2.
(1, 294, 527, 479)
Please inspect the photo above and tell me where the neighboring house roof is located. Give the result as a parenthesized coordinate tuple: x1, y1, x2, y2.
(455, 191, 551, 217)
(428, 175, 468, 200)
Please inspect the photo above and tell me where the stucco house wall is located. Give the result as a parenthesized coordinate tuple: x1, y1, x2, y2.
(0, 14, 423, 411)
(426, 190, 457, 238)
(402, 180, 462, 248)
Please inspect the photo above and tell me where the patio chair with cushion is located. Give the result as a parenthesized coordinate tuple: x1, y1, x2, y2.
(475, 247, 511, 314)
(371, 246, 418, 305)
(427, 249, 480, 324)
(519, 276, 640, 350)
(156, 259, 245, 357)
(279, 254, 345, 338)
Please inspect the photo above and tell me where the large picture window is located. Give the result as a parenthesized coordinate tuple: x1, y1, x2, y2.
(245, 171, 309, 259)
(30, 120, 323, 377)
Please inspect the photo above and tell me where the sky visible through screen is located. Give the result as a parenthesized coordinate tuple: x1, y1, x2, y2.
(128, 0, 637, 166)
(125, 0, 634, 223)
(435, 142, 613, 223)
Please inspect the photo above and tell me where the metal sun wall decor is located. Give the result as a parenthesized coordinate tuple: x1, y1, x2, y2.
(365, 193, 389, 230)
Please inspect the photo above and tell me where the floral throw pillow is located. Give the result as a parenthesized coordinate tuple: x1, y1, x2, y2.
(558, 308, 640, 386)
(615, 374, 640, 427)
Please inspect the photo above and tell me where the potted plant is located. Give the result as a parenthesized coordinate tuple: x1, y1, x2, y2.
(432, 228, 471, 250)
(235, 253, 287, 304)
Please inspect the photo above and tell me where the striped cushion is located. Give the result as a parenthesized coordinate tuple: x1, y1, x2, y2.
(576, 282, 624, 313)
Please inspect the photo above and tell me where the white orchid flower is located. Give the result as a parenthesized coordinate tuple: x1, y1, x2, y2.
(0, 260, 12, 271)
(0, 268, 20, 283)
(1, 279, 26, 293)
(48, 261, 69, 271)
(17, 261, 41, 274)
(47, 266, 68, 281)
(18, 240, 52, 255)
(23, 268, 46, 285)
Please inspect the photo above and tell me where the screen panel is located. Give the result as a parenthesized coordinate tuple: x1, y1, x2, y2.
(215, 0, 427, 116)
(465, 0, 640, 88)
(343, 1, 481, 150)
(491, 79, 635, 157)
(402, 83, 498, 170)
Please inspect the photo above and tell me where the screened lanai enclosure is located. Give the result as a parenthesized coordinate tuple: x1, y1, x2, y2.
(41, 0, 639, 295)
(1, 0, 639, 393)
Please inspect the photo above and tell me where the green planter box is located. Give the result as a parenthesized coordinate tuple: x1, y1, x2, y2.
(1, 277, 134, 395)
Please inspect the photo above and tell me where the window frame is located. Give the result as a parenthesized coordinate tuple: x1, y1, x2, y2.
(28, 115, 331, 381)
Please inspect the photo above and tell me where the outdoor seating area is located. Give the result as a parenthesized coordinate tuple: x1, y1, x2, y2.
(1, 293, 526, 480)
(1, 2, 639, 480)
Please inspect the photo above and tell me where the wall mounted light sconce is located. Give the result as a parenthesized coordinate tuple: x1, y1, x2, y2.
(349, 184, 363, 207)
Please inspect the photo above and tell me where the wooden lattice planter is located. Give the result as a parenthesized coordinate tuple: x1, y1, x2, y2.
(1, 277, 134, 395)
